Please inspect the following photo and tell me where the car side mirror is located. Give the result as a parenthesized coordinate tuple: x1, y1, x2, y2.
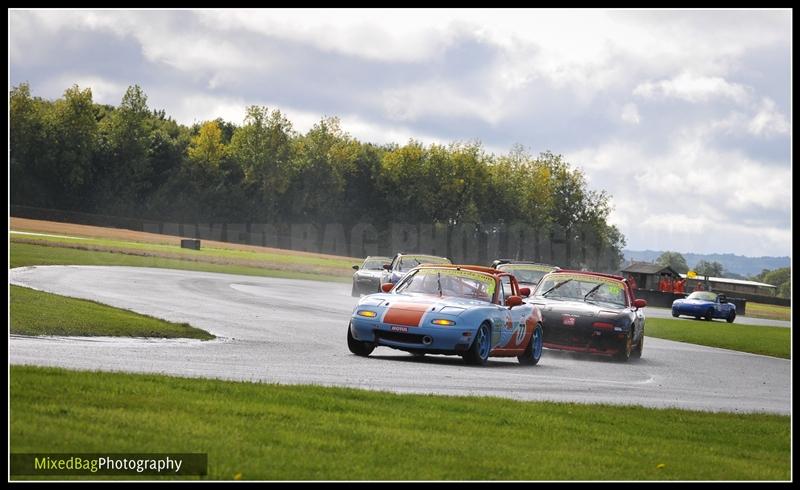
(383, 264, 392, 271)
(633, 299, 647, 309)
(506, 296, 523, 308)
(381, 283, 394, 293)
(518, 287, 531, 297)
(352, 265, 359, 270)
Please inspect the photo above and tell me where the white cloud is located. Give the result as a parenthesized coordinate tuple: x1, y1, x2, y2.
(620, 103, 640, 124)
(14, 11, 272, 73)
(379, 81, 505, 125)
(338, 115, 446, 147)
(633, 73, 750, 104)
(149, 90, 446, 147)
(748, 97, 790, 137)
(35, 74, 128, 105)
(202, 9, 460, 63)
(567, 132, 791, 256)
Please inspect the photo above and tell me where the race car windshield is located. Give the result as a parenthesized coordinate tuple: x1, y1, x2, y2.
(397, 255, 451, 272)
(499, 266, 548, 285)
(394, 268, 495, 302)
(536, 275, 627, 307)
(362, 258, 388, 270)
(687, 291, 717, 301)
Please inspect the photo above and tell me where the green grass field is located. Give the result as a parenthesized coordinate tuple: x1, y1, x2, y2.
(10, 285, 213, 339)
(12, 232, 357, 270)
(644, 317, 790, 359)
(11, 242, 350, 283)
(745, 302, 791, 322)
(10, 366, 790, 481)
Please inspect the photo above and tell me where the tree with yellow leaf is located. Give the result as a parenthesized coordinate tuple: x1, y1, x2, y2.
(188, 120, 225, 169)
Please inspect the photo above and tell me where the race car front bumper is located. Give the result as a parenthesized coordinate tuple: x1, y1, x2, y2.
(350, 317, 475, 354)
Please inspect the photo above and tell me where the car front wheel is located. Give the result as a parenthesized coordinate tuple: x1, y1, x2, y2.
(726, 310, 736, 323)
(347, 323, 375, 357)
(518, 323, 543, 365)
(632, 330, 644, 359)
(615, 332, 633, 362)
(463, 322, 491, 366)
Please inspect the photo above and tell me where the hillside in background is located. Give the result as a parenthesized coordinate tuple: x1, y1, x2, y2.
(623, 250, 790, 277)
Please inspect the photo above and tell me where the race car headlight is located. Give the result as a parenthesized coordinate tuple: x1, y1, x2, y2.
(431, 319, 456, 326)
(357, 310, 378, 318)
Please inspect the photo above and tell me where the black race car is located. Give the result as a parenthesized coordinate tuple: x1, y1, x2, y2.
(490, 259, 560, 287)
(527, 270, 647, 361)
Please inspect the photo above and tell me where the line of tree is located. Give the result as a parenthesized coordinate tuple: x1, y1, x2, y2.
(750, 268, 791, 299)
(656, 251, 690, 274)
(10, 83, 626, 269)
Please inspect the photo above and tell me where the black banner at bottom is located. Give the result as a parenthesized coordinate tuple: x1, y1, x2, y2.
(11, 453, 208, 475)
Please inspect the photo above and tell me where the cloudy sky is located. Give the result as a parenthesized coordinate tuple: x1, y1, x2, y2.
(9, 9, 792, 257)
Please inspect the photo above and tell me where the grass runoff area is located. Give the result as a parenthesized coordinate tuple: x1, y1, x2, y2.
(11, 217, 356, 282)
(744, 302, 791, 322)
(10, 285, 213, 340)
(645, 318, 789, 359)
(10, 366, 790, 481)
(11, 241, 350, 283)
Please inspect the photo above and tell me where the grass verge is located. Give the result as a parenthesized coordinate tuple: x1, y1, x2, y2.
(744, 302, 791, 322)
(11, 217, 359, 281)
(11, 242, 350, 283)
(645, 317, 789, 359)
(10, 285, 213, 340)
(10, 366, 790, 481)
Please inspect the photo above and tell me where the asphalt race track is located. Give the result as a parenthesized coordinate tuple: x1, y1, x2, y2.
(9, 266, 791, 414)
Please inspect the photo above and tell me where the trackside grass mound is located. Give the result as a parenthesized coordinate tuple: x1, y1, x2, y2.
(10, 366, 790, 481)
(11, 242, 350, 283)
(645, 318, 789, 359)
(744, 302, 791, 322)
(10, 285, 213, 340)
(11, 217, 357, 282)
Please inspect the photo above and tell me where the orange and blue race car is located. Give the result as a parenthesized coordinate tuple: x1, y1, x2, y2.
(348, 264, 544, 366)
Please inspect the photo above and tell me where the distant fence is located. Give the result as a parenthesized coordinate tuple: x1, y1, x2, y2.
(10, 205, 625, 269)
(710, 289, 790, 307)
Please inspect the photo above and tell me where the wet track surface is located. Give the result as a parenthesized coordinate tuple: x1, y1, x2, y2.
(9, 266, 791, 414)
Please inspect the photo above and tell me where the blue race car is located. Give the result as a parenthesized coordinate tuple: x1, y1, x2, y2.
(672, 291, 736, 323)
(348, 264, 544, 366)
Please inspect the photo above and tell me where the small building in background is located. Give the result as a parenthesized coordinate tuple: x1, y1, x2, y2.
(619, 262, 681, 291)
